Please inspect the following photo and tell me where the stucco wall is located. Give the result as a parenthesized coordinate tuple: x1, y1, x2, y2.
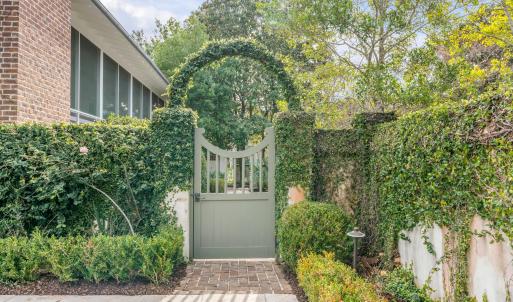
(399, 216, 513, 301)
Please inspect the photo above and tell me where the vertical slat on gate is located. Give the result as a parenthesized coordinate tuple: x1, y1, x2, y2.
(206, 150, 210, 193)
(224, 156, 228, 194)
(241, 157, 245, 194)
(249, 154, 253, 192)
(215, 154, 219, 193)
(259, 150, 263, 192)
(232, 157, 236, 194)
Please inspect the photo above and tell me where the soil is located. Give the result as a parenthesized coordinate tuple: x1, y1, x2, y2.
(281, 266, 307, 302)
(0, 265, 186, 295)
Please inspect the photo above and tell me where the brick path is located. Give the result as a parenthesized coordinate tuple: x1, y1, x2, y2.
(173, 260, 293, 294)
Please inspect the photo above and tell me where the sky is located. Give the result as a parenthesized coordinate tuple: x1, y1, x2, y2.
(100, 0, 204, 35)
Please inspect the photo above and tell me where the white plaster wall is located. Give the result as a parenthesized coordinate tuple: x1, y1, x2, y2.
(398, 224, 445, 300)
(468, 216, 513, 302)
(168, 191, 191, 260)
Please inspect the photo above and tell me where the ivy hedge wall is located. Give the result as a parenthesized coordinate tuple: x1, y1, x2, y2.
(274, 111, 315, 219)
(0, 107, 196, 238)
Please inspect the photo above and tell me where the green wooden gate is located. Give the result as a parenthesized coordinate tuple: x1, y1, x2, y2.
(193, 127, 275, 259)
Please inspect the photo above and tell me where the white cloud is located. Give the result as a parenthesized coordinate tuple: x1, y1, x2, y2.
(101, 0, 177, 33)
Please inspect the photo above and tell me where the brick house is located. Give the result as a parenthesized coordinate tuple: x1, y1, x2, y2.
(0, 0, 168, 124)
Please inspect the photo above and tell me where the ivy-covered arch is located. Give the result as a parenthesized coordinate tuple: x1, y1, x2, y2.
(167, 39, 301, 111)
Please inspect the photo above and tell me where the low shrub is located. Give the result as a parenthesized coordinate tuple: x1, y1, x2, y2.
(139, 226, 184, 284)
(0, 231, 46, 282)
(0, 226, 183, 284)
(277, 201, 353, 270)
(382, 266, 434, 302)
(297, 252, 385, 302)
(46, 235, 86, 282)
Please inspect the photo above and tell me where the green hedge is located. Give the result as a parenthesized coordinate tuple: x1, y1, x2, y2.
(278, 201, 353, 270)
(274, 111, 315, 219)
(0, 108, 196, 237)
(297, 252, 385, 302)
(0, 226, 183, 284)
(370, 95, 513, 299)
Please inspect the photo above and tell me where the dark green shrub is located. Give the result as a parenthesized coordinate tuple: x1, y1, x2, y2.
(0, 107, 196, 237)
(46, 235, 86, 282)
(0, 231, 46, 282)
(382, 266, 433, 302)
(278, 201, 353, 270)
(297, 252, 385, 302)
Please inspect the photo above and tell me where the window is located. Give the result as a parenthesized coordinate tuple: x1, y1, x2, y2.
(119, 67, 130, 116)
(132, 79, 142, 118)
(142, 86, 151, 119)
(79, 35, 100, 116)
(71, 29, 79, 110)
(103, 55, 118, 118)
(70, 27, 160, 122)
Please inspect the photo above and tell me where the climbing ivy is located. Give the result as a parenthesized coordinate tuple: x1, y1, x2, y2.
(369, 93, 513, 300)
(167, 39, 301, 110)
(274, 111, 315, 219)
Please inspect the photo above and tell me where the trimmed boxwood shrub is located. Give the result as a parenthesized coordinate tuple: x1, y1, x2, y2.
(277, 201, 353, 270)
(0, 226, 183, 284)
(297, 252, 385, 302)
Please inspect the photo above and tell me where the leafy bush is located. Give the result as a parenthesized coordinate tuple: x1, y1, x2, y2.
(139, 226, 184, 284)
(277, 201, 353, 270)
(297, 252, 385, 302)
(0, 226, 183, 284)
(382, 266, 433, 302)
(0, 107, 196, 237)
(0, 231, 46, 282)
(46, 235, 86, 282)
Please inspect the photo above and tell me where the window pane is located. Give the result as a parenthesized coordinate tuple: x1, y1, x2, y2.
(102, 55, 118, 118)
(79, 35, 100, 116)
(119, 67, 130, 116)
(132, 79, 142, 118)
(71, 28, 79, 109)
(142, 86, 150, 118)
(152, 93, 159, 110)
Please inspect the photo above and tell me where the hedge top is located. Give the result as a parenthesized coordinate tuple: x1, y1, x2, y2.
(167, 39, 301, 110)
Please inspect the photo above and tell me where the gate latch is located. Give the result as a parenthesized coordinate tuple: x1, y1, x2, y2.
(193, 192, 201, 202)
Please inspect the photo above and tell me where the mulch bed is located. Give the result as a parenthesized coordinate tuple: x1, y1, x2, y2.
(281, 265, 307, 302)
(0, 265, 186, 295)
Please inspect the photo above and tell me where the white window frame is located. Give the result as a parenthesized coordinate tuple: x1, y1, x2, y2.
(70, 28, 162, 124)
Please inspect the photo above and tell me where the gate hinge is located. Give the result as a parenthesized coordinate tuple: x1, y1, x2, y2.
(193, 192, 201, 202)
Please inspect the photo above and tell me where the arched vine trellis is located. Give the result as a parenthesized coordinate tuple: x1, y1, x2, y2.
(166, 39, 301, 111)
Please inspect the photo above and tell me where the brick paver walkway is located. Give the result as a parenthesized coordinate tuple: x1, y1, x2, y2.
(173, 260, 293, 294)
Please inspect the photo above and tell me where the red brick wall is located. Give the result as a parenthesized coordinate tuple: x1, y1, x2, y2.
(0, 0, 71, 123)
(0, 0, 19, 122)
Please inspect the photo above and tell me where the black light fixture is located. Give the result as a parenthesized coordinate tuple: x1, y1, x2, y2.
(347, 227, 365, 269)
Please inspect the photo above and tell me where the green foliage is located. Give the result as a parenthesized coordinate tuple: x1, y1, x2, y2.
(139, 226, 184, 285)
(297, 252, 385, 302)
(278, 201, 353, 270)
(46, 235, 86, 282)
(167, 39, 300, 110)
(0, 227, 183, 284)
(274, 111, 315, 218)
(368, 93, 513, 299)
(0, 108, 196, 237)
(383, 266, 434, 302)
(0, 230, 46, 282)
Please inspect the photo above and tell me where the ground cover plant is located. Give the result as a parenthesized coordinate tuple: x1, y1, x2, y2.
(0, 226, 183, 285)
